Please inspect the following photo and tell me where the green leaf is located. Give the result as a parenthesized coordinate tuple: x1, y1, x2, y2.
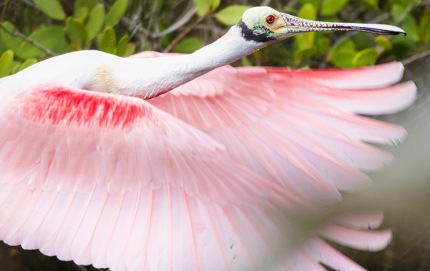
(0, 40, 5, 53)
(116, 34, 129, 56)
(99, 28, 117, 54)
(298, 3, 316, 20)
(241, 57, 252, 66)
(316, 34, 331, 55)
(14, 58, 37, 73)
(331, 52, 355, 68)
(68, 43, 81, 52)
(293, 48, 316, 62)
(352, 48, 379, 67)
(328, 39, 356, 67)
(353, 32, 373, 49)
(419, 10, 430, 43)
(375, 35, 392, 50)
(194, 0, 211, 16)
(74, 0, 97, 12)
(74, 7, 89, 23)
(172, 37, 204, 53)
(0, 22, 23, 53)
(295, 32, 315, 52)
(360, 0, 379, 8)
(391, 4, 406, 23)
(211, 0, 221, 11)
(401, 14, 419, 42)
(33, 0, 66, 20)
(0, 50, 13, 77)
(321, 0, 348, 16)
(294, 4, 317, 52)
(86, 4, 106, 41)
(105, 0, 128, 28)
(328, 39, 355, 59)
(298, 0, 318, 7)
(66, 18, 88, 48)
(389, 0, 412, 6)
(125, 43, 136, 57)
(74, 0, 97, 22)
(214, 5, 250, 26)
(17, 26, 66, 59)
(391, 36, 414, 59)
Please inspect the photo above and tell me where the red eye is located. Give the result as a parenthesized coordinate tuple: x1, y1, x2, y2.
(266, 15, 275, 24)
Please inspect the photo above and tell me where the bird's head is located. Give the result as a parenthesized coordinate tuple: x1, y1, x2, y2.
(238, 6, 405, 43)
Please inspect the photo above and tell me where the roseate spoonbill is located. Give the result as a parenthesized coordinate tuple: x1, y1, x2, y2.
(0, 6, 416, 271)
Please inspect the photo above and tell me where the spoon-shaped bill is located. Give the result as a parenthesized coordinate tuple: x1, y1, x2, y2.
(281, 13, 406, 36)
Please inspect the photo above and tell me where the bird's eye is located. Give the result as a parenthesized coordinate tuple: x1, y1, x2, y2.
(266, 15, 275, 25)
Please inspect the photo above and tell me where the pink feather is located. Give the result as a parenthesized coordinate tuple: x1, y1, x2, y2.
(0, 51, 416, 270)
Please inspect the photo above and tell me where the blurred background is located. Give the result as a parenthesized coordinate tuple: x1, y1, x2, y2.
(1, 0, 429, 73)
(0, 0, 430, 270)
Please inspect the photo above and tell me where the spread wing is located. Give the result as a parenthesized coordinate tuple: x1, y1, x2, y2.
(0, 80, 297, 270)
(0, 84, 274, 204)
(0, 52, 413, 271)
(145, 51, 416, 203)
(281, 211, 392, 271)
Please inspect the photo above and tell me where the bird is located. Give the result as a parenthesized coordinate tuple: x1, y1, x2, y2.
(0, 6, 417, 271)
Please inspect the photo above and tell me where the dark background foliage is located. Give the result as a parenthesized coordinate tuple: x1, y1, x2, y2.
(1, 0, 430, 77)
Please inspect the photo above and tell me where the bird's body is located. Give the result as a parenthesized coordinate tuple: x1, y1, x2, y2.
(0, 6, 417, 271)
(4, 24, 259, 99)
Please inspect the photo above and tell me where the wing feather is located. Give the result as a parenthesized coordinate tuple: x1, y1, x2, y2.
(277, 212, 391, 271)
(149, 59, 416, 202)
(0, 52, 411, 271)
(0, 81, 293, 270)
(261, 61, 404, 89)
(0, 84, 276, 205)
(308, 239, 367, 271)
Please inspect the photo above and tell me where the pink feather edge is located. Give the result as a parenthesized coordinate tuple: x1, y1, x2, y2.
(0, 51, 417, 270)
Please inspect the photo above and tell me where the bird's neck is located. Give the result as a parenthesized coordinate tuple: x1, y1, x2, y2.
(187, 26, 264, 73)
(101, 26, 265, 98)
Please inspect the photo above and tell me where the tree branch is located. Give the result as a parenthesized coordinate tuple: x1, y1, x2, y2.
(0, 24, 56, 57)
(153, 6, 196, 38)
(402, 49, 430, 66)
(163, 12, 209, 53)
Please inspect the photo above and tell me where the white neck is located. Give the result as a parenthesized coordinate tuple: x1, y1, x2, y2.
(93, 26, 265, 98)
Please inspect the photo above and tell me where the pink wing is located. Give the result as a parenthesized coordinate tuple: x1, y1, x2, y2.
(0, 84, 275, 204)
(0, 52, 412, 271)
(0, 83, 285, 270)
(145, 52, 416, 204)
(281, 211, 392, 271)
